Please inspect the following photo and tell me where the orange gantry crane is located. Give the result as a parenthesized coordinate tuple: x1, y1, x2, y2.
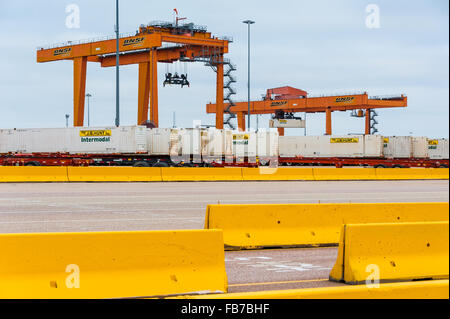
(206, 86, 408, 135)
(37, 20, 231, 128)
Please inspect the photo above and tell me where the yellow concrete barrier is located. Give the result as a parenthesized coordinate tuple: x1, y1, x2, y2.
(329, 221, 449, 284)
(375, 168, 449, 180)
(0, 230, 227, 299)
(67, 167, 162, 182)
(187, 280, 449, 299)
(1, 166, 447, 182)
(313, 167, 377, 180)
(205, 203, 449, 250)
(161, 167, 242, 181)
(0, 166, 69, 182)
(241, 167, 315, 181)
(429, 168, 450, 179)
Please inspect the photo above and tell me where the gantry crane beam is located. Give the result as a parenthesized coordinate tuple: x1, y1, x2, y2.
(206, 93, 407, 135)
(37, 34, 228, 63)
(36, 23, 229, 127)
(98, 46, 216, 67)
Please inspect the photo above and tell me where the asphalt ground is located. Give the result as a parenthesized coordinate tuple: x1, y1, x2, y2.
(225, 247, 343, 292)
(0, 180, 447, 233)
(0, 180, 447, 292)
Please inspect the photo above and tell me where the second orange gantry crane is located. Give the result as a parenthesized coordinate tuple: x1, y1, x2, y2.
(207, 86, 408, 135)
(37, 19, 231, 128)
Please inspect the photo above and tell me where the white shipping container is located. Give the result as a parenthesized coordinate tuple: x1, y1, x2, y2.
(428, 138, 449, 160)
(0, 126, 147, 154)
(223, 130, 233, 158)
(167, 128, 204, 157)
(148, 128, 171, 156)
(180, 128, 202, 156)
(169, 128, 181, 157)
(301, 136, 321, 157)
(279, 136, 321, 158)
(0, 128, 67, 153)
(201, 128, 225, 157)
(321, 135, 365, 157)
(269, 119, 305, 128)
(256, 129, 279, 158)
(279, 136, 301, 158)
(412, 137, 429, 158)
(167, 128, 204, 163)
(279, 135, 382, 158)
(68, 126, 147, 154)
(364, 135, 384, 158)
(383, 136, 412, 158)
(232, 130, 257, 159)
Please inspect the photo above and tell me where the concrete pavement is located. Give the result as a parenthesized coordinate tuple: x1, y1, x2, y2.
(0, 180, 447, 233)
(0, 180, 447, 292)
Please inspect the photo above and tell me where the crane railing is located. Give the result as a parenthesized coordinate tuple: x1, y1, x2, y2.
(37, 32, 137, 51)
(38, 32, 232, 51)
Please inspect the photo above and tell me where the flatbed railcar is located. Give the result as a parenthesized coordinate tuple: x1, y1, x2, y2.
(0, 153, 447, 168)
(278, 157, 448, 168)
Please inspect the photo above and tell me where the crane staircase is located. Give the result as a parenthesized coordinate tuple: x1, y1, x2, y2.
(181, 46, 237, 129)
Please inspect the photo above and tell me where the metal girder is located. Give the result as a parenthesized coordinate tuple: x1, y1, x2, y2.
(207, 93, 407, 134)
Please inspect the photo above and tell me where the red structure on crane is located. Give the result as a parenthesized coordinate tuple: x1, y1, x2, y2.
(265, 86, 308, 100)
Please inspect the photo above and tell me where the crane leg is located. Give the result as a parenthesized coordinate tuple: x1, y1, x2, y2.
(137, 62, 150, 125)
(215, 62, 224, 129)
(365, 109, 371, 135)
(237, 112, 245, 131)
(73, 57, 87, 127)
(326, 108, 332, 135)
(149, 49, 159, 127)
(278, 128, 285, 136)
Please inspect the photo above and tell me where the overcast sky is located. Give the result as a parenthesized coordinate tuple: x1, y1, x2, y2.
(0, 0, 448, 137)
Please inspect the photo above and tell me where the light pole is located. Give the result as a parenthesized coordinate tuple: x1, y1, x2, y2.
(173, 111, 176, 128)
(304, 112, 307, 136)
(243, 20, 255, 131)
(65, 114, 70, 128)
(86, 93, 92, 127)
(115, 0, 120, 127)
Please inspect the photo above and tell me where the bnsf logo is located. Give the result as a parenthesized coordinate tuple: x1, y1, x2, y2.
(123, 37, 145, 46)
(53, 48, 72, 56)
(270, 101, 287, 107)
(335, 97, 355, 103)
